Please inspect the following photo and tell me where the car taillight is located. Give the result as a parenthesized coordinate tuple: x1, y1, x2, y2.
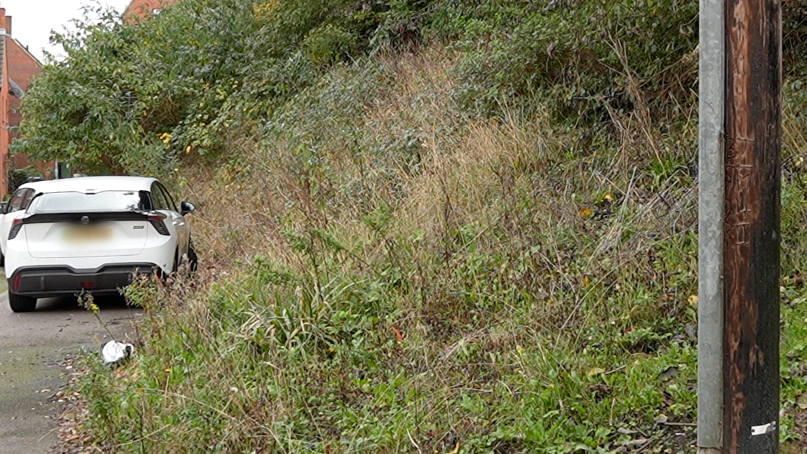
(8, 218, 23, 240)
(148, 215, 170, 236)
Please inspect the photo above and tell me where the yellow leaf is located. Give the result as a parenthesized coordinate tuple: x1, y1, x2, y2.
(587, 367, 605, 378)
(797, 392, 807, 410)
(446, 441, 460, 454)
(603, 194, 614, 202)
(580, 208, 593, 218)
(688, 295, 698, 307)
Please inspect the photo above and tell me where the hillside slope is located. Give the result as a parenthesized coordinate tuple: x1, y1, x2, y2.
(18, 1, 807, 453)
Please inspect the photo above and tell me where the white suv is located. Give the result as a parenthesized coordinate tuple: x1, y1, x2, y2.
(0, 179, 51, 265)
(5, 176, 197, 312)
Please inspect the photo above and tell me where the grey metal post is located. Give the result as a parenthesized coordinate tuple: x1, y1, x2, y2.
(698, 0, 725, 451)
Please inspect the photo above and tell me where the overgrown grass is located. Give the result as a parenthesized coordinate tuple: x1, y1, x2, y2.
(63, 43, 807, 453)
(54, 2, 807, 452)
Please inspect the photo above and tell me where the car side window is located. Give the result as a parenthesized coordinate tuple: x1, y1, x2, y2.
(138, 191, 153, 211)
(150, 184, 169, 210)
(157, 183, 177, 212)
(7, 188, 28, 212)
(20, 189, 35, 211)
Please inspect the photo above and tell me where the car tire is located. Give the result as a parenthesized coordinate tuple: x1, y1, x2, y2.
(8, 291, 36, 312)
(173, 243, 198, 276)
(187, 243, 198, 272)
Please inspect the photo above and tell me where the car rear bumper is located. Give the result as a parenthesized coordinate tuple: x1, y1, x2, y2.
(8, 263, 159, 298)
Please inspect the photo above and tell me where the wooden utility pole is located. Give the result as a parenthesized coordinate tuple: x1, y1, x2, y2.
(698, 0, 781, 451)
(723, 0, 781, 451)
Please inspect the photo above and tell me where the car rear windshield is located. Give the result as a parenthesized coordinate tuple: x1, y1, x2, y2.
(27, 191, 152, 214)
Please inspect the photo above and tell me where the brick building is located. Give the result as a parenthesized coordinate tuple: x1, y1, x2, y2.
(0, 4, 42, 198)
(124, 0, 177, 22)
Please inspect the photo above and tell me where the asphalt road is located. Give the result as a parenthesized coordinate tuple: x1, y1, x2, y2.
(0, 282, 141, 454)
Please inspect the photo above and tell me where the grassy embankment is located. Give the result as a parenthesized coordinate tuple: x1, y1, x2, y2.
(23, 1, 807, 452)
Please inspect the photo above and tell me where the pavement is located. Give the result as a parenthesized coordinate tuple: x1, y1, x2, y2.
(0, 280, 141, 454)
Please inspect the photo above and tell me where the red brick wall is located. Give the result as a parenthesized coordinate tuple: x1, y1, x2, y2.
(6, 37, 43, 171)
(8, 38, 39, 93)
(7, 38, 41, 170)
(124, 0, 177, 22)
(0, 8, 7, 196)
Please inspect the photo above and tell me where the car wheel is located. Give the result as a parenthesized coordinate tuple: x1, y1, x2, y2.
(8, 290, 36, 312)
(172, 249, 180, 274)
(187, 243, 198, 272)
(0, 251, 4, 267)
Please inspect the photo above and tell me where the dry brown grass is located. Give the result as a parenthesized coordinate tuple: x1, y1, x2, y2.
(174, 43, 699, 342)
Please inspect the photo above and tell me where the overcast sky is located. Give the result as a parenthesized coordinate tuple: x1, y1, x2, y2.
(1, 0, 131, 61)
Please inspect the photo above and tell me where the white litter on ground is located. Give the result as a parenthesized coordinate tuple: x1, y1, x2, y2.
(101, 340, 134, 366)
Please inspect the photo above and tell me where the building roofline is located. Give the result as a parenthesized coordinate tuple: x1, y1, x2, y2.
(8, 37, 41, 67)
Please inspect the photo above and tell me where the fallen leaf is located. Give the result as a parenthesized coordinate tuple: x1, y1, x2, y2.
(587, 367, 606, 378)
(391, 326, 404, 343)
(658, 366, 679, 381)
(797, 392, 807, 410)
(580, 208, 593, 218)
(622, 438, 649, 447)
(589, 383, 611, 398)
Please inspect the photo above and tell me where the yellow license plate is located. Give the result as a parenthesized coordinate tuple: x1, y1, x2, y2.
(62, 226, 112, 242)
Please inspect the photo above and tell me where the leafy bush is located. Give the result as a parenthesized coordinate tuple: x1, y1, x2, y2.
(7, 165, 42, 195)
(15, 0, 708, 178)
(449, 0, 698, 122)
(14, 0, 387, 176)
(303, 23, 359, 66)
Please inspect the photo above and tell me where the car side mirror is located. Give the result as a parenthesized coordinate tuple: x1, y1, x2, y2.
(0, 202, 7, 214)
(180, 201, 195, 216)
